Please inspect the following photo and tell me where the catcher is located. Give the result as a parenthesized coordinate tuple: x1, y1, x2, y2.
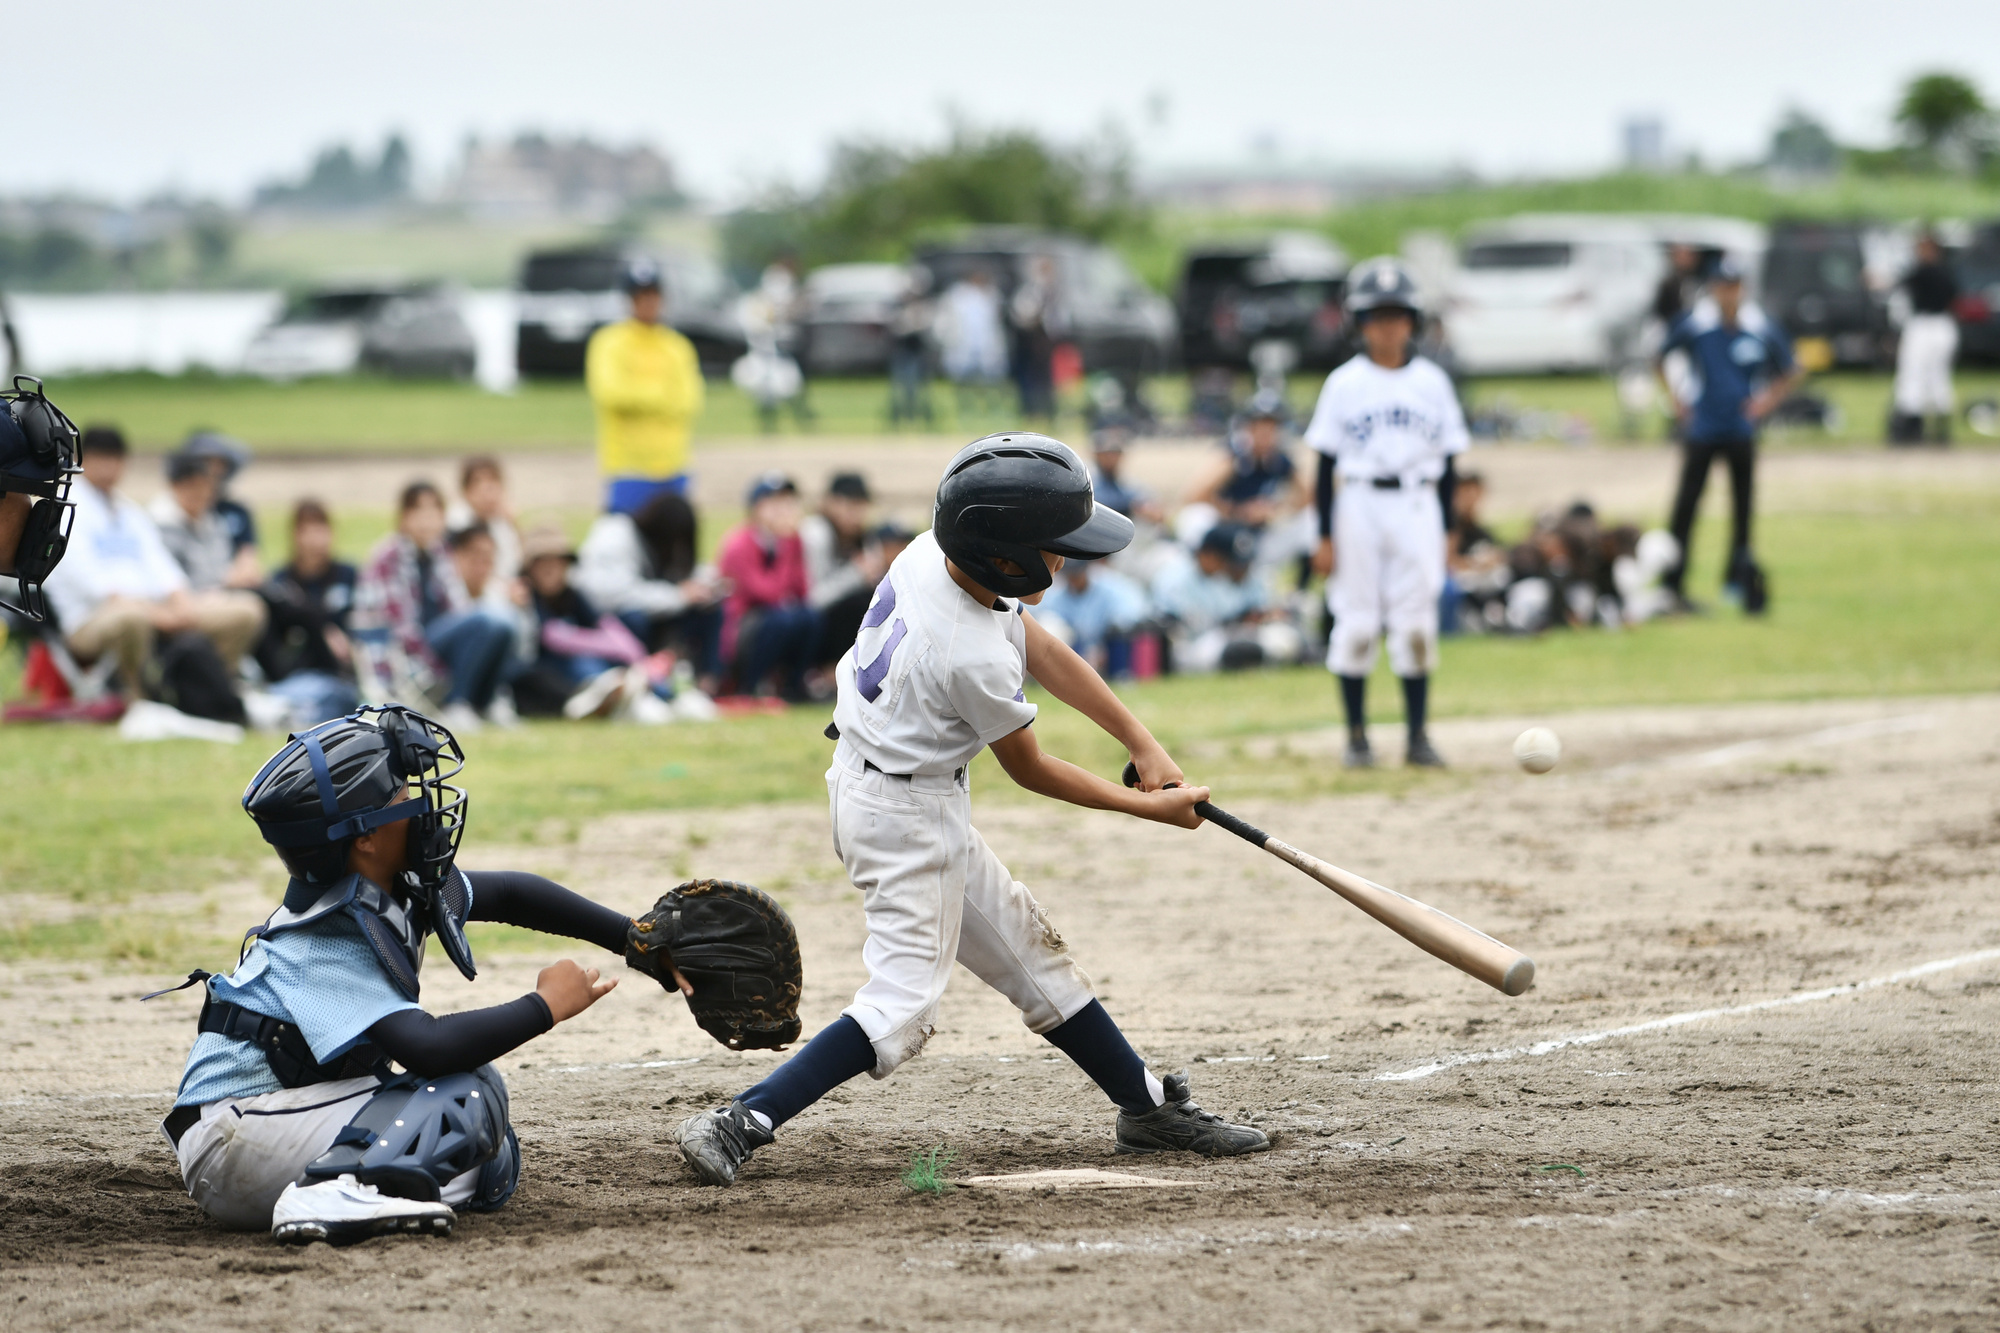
(155, 705, 800, 1244)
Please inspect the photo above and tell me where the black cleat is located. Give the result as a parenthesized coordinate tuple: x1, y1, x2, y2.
(1405, 733, 1447, 768)
(1115, 1070, 1270, 1157)
(677, 1101, 774, 1186)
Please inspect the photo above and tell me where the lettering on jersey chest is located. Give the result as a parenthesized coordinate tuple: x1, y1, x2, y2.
(1343, 403, 1442, 447)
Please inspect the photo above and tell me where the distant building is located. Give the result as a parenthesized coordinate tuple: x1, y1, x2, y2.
(1622, 117, 1667, 172)
(448, 134, 683, 220)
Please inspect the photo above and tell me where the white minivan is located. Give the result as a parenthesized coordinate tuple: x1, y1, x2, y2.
(1443, 215, 1667, 375)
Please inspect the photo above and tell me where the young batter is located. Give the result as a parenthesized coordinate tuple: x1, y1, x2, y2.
(677, 434, 1270, 1184)
(1306, 257, 1468, 769)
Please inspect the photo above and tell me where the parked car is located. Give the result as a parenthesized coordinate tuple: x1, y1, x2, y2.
(1761, 221, 1892, 370)
(1952, 222, 2000, 366)
(1443, 216, 1670, 375)
(797, 263, 911, 375)
(514, 246, 745, 378)
(913, 230, 1177, 376)
(1176, 232, 1349, 371)
(242, 284, 476, 380)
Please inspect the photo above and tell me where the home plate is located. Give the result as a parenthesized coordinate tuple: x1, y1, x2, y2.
(959, 1168, 1193, 1191)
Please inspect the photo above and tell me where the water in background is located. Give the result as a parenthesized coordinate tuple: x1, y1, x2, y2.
(3, 291, 521, 392)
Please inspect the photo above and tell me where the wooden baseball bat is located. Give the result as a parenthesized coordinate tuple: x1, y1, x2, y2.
(1122, 762, 1535, 996)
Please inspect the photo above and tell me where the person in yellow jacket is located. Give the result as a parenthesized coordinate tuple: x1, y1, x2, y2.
(586, 259, 706, 515)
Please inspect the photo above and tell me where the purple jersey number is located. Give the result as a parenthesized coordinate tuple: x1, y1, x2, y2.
(855, 577, 906, 703)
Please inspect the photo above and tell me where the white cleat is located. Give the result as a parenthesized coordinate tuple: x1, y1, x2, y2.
(271, 1175, 454, 1246)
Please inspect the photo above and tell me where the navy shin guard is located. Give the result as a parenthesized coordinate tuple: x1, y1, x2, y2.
(301, 1065, 512, 1203)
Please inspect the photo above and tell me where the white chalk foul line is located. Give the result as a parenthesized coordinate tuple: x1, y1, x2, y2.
(1376, 945, 2000, 1082)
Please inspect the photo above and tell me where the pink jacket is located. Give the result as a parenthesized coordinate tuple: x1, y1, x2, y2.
(717, 524, 809, 662)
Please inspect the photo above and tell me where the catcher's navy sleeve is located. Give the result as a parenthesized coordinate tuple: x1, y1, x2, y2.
(465, 870, 632, 955)
(367, 994, 553, 1076)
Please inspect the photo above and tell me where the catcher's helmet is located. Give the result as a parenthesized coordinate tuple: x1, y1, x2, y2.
(244, 706, 468, 898)
(1344, 256, 1424, 335)
(1, 376, 81, 622)
(932, 433, 1135, 598)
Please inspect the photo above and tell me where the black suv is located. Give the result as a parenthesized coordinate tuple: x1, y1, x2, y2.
(1176, 233, 1349, 371)
(514, 246, 745, 378)
(1761, 221, 1891, 369)
(1953, 222, 2000, 366)
(913, 230, 1176, 376)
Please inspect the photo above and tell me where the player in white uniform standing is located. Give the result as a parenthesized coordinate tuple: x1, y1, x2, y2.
(1306, 257, 1469, 769)
(676, 434, 1270, 1184)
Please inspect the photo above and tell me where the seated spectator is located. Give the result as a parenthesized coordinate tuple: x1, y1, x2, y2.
(1033, 557, 1151, 675)
(44, 427, 266, 698)
(256, 499, 359, 726)
(150, 451, 264, 595)
(179, 431, 261, 587)
(1088, 418, 1165, 524)
(1185, 390, 1307, 532)
(1443, 469, 1509, 633)
(872, 520, 914, 569)
(801, 472, 889, 666)
(574, 489, 725, 689)
(511, 525, 690, 723)
(446, 454, 522, 586)
(1149, 521, 1298, 672)
(717, 472, 820, 700)
(352, 481, 516, 732)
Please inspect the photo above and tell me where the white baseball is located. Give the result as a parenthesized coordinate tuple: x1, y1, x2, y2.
(1513, 727, 1561, 774)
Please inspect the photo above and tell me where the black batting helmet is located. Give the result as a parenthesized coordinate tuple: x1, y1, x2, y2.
(1343, 256, 1424, 335)
(932, 433, 1135, 598)
(1, 376, 80, 623)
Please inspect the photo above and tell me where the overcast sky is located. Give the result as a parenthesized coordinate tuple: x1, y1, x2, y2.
(23, 0, 2000, 204)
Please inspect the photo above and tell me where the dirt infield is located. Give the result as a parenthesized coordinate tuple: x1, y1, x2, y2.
(5, 694, 2000, 1331)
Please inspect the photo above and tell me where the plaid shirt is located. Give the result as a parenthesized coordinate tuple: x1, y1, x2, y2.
(352, 534, 466, 675)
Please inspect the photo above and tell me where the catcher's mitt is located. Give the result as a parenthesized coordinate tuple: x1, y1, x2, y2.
(626, 879, 802, 1050)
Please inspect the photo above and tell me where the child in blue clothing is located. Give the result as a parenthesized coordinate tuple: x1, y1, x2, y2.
(158, 705, 685, 1243)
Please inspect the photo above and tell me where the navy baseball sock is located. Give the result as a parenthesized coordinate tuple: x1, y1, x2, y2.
(1338, 674, 1368, 735)
(737, 1015, 876, 1130)
(1401, 674, 1429, 737)
(1042, 1000, 1161, 1116)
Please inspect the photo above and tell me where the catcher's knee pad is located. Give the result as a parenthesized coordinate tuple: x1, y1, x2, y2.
(300, 1065, 511, 1203)
(463, 1125, 521, 1213)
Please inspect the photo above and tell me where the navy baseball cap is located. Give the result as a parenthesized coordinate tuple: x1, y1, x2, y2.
(623, 258, 663, 293)
(1198, 521, 1258, 567)
(746, 471, 798, 506)
(1711, 256, 1746, 285)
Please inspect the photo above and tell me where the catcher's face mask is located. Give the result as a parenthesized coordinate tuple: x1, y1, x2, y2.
(1, 376, 80, 622)
(245, 706, 475, 978)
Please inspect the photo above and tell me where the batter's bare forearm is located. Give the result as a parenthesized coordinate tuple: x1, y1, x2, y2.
(1023, 610, 1158, 755)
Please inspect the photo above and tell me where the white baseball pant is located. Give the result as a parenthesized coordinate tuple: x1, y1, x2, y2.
(1326, 481, 1446, 679)
(1894, 313, 1958, 415)
(169, 1077, 487, 1230)
(828, 743, 1095, 1077)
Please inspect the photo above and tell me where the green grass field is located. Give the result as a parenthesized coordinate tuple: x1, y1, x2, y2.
(5, 490, 1997, 965)
(40, 368, 2000, 455)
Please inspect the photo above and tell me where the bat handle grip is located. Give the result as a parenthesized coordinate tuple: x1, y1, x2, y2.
(1121, 761, 1270, 848)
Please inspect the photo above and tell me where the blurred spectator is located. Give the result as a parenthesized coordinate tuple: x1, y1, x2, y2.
(887, 269, 937, 426)
(45, 427, 266, 697)
(447, 455, 521, 583)
(1088, 418, 1164, 524)
(511, 525, 676, 723)
(352, 481, 517, 732)
(1009, 255, 1062, 421)
(1186, 391, 1306, 532)
(1652, 244, 1702, 327)
(1150, 522, 1297, 672)
(801, 472, 888, 666)
(587, 259, 706, 516)
(871, 520, 914, 568)
(180, 431, 261, 586)
(1185, 368, 1239, 437)
(1034, 558, 1150, 675)
(151, 452, 264, 594)
(736, 255, 814, 432)
(256, 499, 360, 725)
(936, 267, 1009, 415)
(1655, 258, 1798, 609)
(717, 472, 819, 700)
(1442, 470, 1508, 632)
(1891, 231, 1960, 445)
(574, 489, 725, 688)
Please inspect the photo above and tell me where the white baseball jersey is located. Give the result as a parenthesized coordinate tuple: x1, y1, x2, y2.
(831, 530, 1037, 777)
(1302, 354, 1468, 480)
